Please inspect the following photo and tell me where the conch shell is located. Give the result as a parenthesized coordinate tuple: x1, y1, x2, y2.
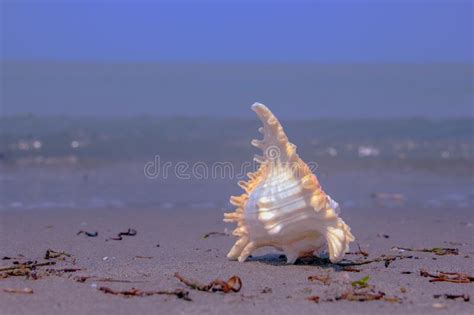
(224, 103, 354, 263)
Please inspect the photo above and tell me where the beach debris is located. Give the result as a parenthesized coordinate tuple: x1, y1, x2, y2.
(434, 294, 470, 302)
(392, 246, 458, 256)
(400, 287, 407, 293)
(224, 103, 354, 264)
(420, 269, 473, 283)
(202, 231, 228, 239)
(174, 273, 242, 293)
(74, 276, 146, 283)
(306, 295, 320, 303)
(347, 244, 369, 257)
(45, 268, 82, 275)
(351, 276, 370, 289)
(77, 230, 98, 237)
(337, 254, 413, 268)
(261, 287, 272, 294)
(44, 249, 72, 260)
(339, 277, 400, 303)
(401, 271, 413, 274)
(308, 274, 331, 285)
(108, 228, 137, 241)
(343, 267, 361, 272)
(337, 289, 400, 303)
(0, 261, 56, 273)
(377, 234, 390, 239)
(134, 256, 153, 259)
(3, 287, 34, 294)
(98, 286, 191, 301)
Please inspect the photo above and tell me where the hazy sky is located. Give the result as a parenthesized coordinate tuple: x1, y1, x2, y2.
(1, 1, 472, 118)
(2, 0, 473, 62)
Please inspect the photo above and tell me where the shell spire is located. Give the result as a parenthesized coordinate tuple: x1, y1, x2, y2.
(224, 103, 354, 264)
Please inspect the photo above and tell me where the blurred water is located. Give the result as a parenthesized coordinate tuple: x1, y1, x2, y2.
(1, 116, 473, 211)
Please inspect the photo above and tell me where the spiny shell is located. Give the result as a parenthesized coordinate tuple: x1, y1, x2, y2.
(224, 103, 354, 263)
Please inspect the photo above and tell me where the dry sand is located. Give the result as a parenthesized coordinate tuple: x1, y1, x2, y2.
(1, 205, 473, 315)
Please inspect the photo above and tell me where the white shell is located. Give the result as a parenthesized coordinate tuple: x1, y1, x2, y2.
(224, 103, 354, 263)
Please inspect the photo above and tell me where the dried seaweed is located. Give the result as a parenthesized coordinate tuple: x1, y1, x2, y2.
(44, 249, 72, 260)
(308, 274, 331, 285)
(343, 267, 361, 273)
(98, 286, 191, 301)
(261, 287, 272, 294)
(74, 276, 147, 283)
(108, 228, 137, 241)
(174, 273, 242, 293)
(393, 247, 458, 256)
(77, 230, 98, 237)
(336, 254, 413, 268)
(306, 295, 320, 303)
(434, 294, 470, 302)
(337, 289, 386, 302)
(0, 261, 55, 273)
(45, 268, 83, 275)
(420, 269, 474, 283)
(134, 256, 153, 259)
(202, 232, 228, 239)
(3, 288, 34, 294)
(348, 244, 369, 257)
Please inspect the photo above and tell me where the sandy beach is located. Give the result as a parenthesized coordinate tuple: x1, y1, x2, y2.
(1, 200, 473, 314)
(1, 115, 473, 314)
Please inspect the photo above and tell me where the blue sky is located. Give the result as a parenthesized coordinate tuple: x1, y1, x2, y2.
(2, 0, 473, 63)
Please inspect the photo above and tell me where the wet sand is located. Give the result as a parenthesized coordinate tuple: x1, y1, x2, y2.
(1, 204, 473, 315)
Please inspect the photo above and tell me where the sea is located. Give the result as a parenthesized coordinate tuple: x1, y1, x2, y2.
(1, 115, 473, 213)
